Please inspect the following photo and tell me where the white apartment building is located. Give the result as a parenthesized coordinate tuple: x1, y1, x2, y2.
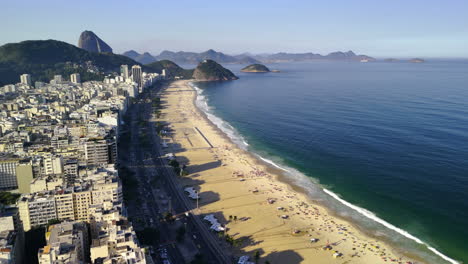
(70, 73, 81, 84)
(38, 221, 88, 264)
(20, 74, 32, 86)
(18, 193, 57, 231)
(84, 139, 109, 166)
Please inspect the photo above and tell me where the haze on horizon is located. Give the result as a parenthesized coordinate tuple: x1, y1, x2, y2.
(2, 0, 467, 58)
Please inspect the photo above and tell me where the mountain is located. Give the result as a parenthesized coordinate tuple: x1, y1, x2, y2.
(252, 50, 375, 62)
(155, 49, 260, 65)
(325, 50, 357, 59)
(0, 39, 139, 85)
(126, 49, 374, 65)
(135, 52, 157, 64)
(122, 50, 157, 64)
(192, 60, 238, 81)
(241, 64, 270, 73)
(78, 30, 113, 53)
(234, 55, 262, 64)
(122, 50, 140, 60)
(256, 52, 322, 62)
(145, 60, 193, 79)
(155, 50, 198, 64)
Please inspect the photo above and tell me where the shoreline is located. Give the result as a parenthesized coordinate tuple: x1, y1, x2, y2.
(159, 80, 428, 263)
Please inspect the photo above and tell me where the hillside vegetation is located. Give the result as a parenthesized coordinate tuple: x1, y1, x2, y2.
(0, 40, 139, 85)
(192, 60, 238, 81)
(145, 60, 194, 79)
(241, 64, 270, 72)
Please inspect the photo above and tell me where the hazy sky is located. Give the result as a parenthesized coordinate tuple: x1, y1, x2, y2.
(2, 0, 467, 58)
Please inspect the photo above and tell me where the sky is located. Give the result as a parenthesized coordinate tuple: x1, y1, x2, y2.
(1, 0, 467, 58)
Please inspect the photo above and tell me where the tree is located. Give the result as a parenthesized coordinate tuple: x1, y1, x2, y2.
(191, 253, 206, 264)
(0, 192, 20, 205)
(47, 219, 61, 227)
(233, 238, 243, 247)
(169, 159, 179, 168)
(254, 251, 260, 264)
(163, 212, 174, 223)
(136, 227, 160, 245)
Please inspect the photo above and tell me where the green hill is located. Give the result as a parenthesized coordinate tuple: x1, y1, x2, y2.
(241, 64, 270, 72)
(145, 60, 193, 79)
(0, 39, 140, 85)
(192, 60, 238, 81)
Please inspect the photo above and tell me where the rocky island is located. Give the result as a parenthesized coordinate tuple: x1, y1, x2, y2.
(409, 58, 425, 63)
(241, 64, 271, 73)
(192, 59, 238, 81)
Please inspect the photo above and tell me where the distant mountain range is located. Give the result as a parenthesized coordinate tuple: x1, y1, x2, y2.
(256, 50, 375, 62)
(123, 49, 375, 64)
(123, 49, 261, 65)
(0, 38, 237, 85)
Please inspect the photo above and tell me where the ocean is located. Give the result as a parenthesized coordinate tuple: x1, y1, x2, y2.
(191, 60, 468, 264)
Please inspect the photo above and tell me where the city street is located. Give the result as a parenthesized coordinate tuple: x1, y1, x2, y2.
(120, 83, 231, 264)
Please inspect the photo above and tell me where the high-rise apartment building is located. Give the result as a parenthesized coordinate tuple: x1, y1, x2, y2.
(43, 155, 63, 175)
(120, 65, 129, 79)
(16, 162, 34, 194)
(0, 156, 20, 190)
(53, 75, 63, 84)
(54, 190, 75, 220)
(18, 193, 57, 231)
(20, 74, 32, 86)
(84, 139, 109, 166)
(70, 73, 81, 84)
(37, 221, 89, 264)
(131, 65, 142, 88)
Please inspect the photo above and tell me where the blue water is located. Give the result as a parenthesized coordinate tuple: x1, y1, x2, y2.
(193, 61, 468, 264)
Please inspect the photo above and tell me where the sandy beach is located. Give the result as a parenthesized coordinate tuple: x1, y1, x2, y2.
(156, 80, 418, 264)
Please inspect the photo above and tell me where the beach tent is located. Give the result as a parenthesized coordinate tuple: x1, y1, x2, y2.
(203, 214, 224, 232)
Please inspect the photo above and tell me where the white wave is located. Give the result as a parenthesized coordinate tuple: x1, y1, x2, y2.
(190, 82, 249, 150)
(322, 189, 459, 264)
(258, 156, 289, 172)
(189, 82, 459, 264)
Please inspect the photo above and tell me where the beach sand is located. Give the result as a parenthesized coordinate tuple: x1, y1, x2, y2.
(156, 80, 418, 264)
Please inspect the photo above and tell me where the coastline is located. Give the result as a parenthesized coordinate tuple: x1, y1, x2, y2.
(159, 80, 424, 263)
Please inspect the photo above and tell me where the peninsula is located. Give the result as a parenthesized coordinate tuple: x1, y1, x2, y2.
(192, 59, 238, 81)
